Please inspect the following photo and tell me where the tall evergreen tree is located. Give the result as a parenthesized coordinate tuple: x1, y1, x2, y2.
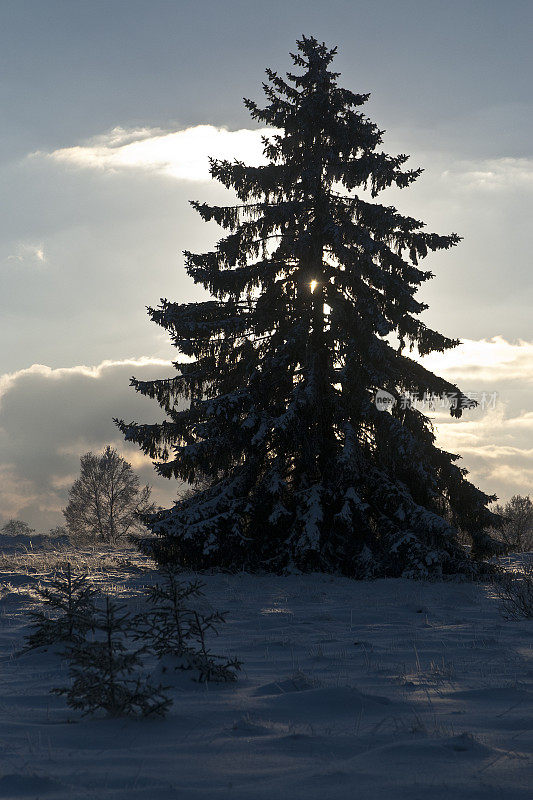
(117, 36, 499, 578)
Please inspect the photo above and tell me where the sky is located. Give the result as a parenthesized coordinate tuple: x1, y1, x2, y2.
(1, 0, 532, 530)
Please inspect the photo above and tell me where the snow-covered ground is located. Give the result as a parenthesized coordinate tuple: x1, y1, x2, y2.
(0, 542, 532, 799)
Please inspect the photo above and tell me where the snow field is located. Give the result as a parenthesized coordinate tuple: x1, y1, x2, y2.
(0, 546, 532, 799)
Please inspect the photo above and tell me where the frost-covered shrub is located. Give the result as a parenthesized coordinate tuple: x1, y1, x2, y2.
(135, 569, 241, 682)
(491, 495, 533, 553)
(494, 560, 533, 620)
(54, 596, 172, 717)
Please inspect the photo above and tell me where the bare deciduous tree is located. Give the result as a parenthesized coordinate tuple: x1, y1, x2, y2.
(63, 446, 154, 545)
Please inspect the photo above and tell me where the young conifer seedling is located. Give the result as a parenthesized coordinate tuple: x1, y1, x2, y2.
(136, 569, 241, 682)
(23, 562, 97, 652)
(187, 608, 242, 683)
(54, 595, 172, 718)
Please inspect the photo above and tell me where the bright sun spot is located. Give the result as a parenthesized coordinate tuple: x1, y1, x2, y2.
(310, 280, 318, 293)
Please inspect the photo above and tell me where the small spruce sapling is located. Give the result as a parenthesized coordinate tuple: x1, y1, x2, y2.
(135, 569, 241, 682)
(134, 572, 204, 663)
(23, 562, 97, 652)
(187, 608, 242, 683)
(54, 595, 172, 717)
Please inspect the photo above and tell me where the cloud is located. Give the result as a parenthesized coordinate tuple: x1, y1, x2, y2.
(442, 157, 533, 191)
(487, 464, 533, 490)
(415, 338, 533, 499)
(430, 404, 533, 499)
(6, 242, 46, 265)
(36, 125, 276, 182)
(420, 336, 533, 384)
(37, 127, 533, 194)
(378, 337, 533, 500)
(0, 357, 173, 407)
(0, 357, 180, 531)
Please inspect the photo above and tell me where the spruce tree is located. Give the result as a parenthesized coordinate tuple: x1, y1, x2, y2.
(23, 563, 97, 652)
(117, 36, 498, 578)
(54, 596, 171, 718)
(134, 570, 241, 682)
